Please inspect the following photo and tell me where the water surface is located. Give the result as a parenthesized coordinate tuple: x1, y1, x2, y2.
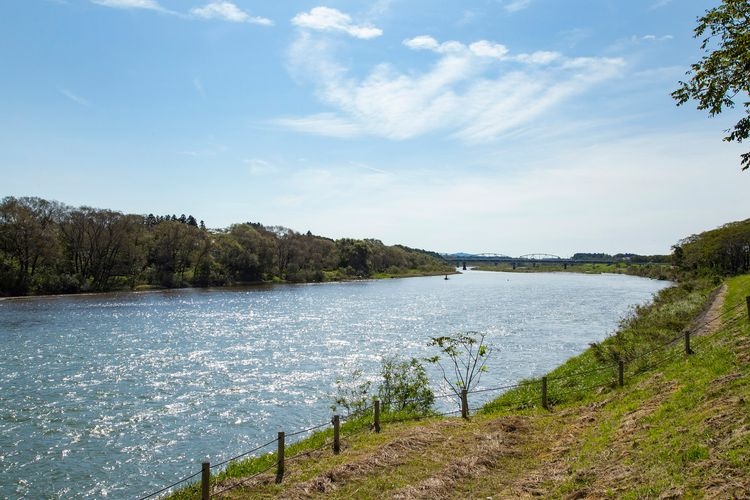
(0, 270, 669, 498)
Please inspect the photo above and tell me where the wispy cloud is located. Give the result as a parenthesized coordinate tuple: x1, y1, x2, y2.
(279, 33, 623, 143)
(558, 28, 591, 48)
(193, 78, 205, 98)
(292, 7, 382, 39)
(608, 34, 673, 52)
(191, 1, 272, 25)
(458, 10, 479, 26)
(267, 132, 746, 255)
(639, 34, 673, 42)
(648, 0, 673, 11)
(502, 0, 532, 13)
(275, 112, 363, 138)
(244, 158, 279, 175)
(59, 88, 91, 107)
(91, 0, 163, 10)
(403, 36, 560, 64)
(367, 0, 397, 18)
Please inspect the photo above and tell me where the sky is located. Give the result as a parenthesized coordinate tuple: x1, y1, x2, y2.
(1, 0, 748, 256)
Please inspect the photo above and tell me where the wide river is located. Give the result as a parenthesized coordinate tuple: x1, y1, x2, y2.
(0, 270, 669, 498)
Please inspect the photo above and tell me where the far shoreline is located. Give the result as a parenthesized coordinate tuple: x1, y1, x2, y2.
(0, 270, 461, 302)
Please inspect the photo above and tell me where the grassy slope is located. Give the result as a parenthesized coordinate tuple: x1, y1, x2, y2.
(474, 262, 677, 281)
(168, 275, 750, 498)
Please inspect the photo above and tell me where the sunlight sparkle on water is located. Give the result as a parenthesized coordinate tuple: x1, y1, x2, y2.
(0, 271, 669, 498)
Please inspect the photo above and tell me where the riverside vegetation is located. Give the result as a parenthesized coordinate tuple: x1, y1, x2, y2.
(162, 217, 750, 498)
(0, 196, 452, 297)
(475, 218, 750, 282)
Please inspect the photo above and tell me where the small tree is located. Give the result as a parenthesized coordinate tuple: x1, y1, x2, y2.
(427, 332, 492, 399)
(378, 355, 434, 414)
(331, 368, 372, 416)
(331, 356, 434, 416)
(671, 0, 750, 170)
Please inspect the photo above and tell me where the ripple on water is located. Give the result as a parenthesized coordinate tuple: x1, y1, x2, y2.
(0, 271, 669, 497)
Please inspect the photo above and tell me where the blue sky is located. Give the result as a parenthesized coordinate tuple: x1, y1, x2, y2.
(1, 0, 748, 255)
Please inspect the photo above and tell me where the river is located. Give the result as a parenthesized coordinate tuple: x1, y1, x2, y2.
(0, 270, 669, 498)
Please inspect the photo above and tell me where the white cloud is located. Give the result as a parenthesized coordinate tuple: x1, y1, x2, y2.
(191, 1, 272, 25)
(515, 50, 561, 64)
(367, 0, 397, 18)
(502, 0, 532, 13)
(403, 35, 440, 51)
(292, 7, 382, 39)
(244, 158, 279, 175)
(282, 34, 624, 142)
(267, 132, 748, 255)
(458, 10, 479, 26)
(649, 0, 672, 11)
(59, 88, 91, 107)
(637, 34, 673, 42)
(468, 40, 509, 59)
(275, 113, 364, 138)
(91, 0, 162, 10)
(404, 36, 509, 58)
(405, 37, 559, 64)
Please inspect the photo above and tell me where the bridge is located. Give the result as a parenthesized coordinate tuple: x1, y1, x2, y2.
(441, 253, 619, 270)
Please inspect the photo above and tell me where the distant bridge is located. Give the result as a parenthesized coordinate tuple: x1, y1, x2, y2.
(441, 253, 619, 270)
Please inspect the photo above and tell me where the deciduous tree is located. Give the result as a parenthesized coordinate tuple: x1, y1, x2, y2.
(672, 0, 750, 170)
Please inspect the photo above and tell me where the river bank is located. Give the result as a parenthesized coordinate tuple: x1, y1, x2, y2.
(473, 261, 677, 281)
(166, 273, 750, 498)
(3, 270, 664, 498)
(0, 268, 460, 301)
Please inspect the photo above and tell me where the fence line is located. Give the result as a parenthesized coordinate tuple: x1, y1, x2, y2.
(137, 470, 202, 500)
(209, 437, 278, 470)
(138, 295, 749, 499)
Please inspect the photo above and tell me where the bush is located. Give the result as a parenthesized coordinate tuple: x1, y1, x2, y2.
(332, 356, 435, 416)
(378, 356, 435, 414)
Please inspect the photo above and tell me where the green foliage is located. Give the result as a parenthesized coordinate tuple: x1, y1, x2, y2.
(673, 218, 750, 276)
(331, 368, 373, 416)
(378, 356, 435, 414)
(474, 262, 678, 280)
(589, 277, 714, 365)
(332, 356, 435, 417)
(427, 332, 492, 397)
(672, 0, 750, 170)
(0, 196, 452, 296)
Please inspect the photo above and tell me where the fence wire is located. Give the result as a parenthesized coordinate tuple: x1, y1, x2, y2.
(137, 469, 202, 500)
(209, 460, 278, 498)
(141, 295, 748, 498)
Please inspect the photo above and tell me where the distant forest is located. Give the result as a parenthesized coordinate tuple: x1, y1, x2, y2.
(673, 218, 750, 277)
(572, 219, 750, 278)
(0, 196, 452, 297)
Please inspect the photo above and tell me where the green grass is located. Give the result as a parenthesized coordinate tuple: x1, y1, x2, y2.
(162, 274, 750, 498)
(474, 262, 678, 280)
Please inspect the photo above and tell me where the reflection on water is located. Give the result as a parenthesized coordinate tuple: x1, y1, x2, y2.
(0, 270, 669, 498)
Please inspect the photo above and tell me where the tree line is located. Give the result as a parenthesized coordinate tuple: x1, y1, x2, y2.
(0, 196, 452, 297)
(673, 218, 750, 276)
(571, 252, 671, 264)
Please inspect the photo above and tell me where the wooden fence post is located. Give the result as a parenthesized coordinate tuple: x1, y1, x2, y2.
(618, 360, 624, 387)
(685, 331, 693, 355)
(746, 296, 750, 321)
(275, 432, 285, 484)
(201, 462, 210, 500)
(460, 389, 468, 419)
(333, 415, 340, 454)
(374, 400, 381, 433)
(541, 376, 548, 410)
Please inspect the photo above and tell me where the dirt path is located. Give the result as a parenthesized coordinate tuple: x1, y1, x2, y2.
(212, 286, 743, 499)
(467, 286, 733, 498)
(692, 283, 727, 336)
